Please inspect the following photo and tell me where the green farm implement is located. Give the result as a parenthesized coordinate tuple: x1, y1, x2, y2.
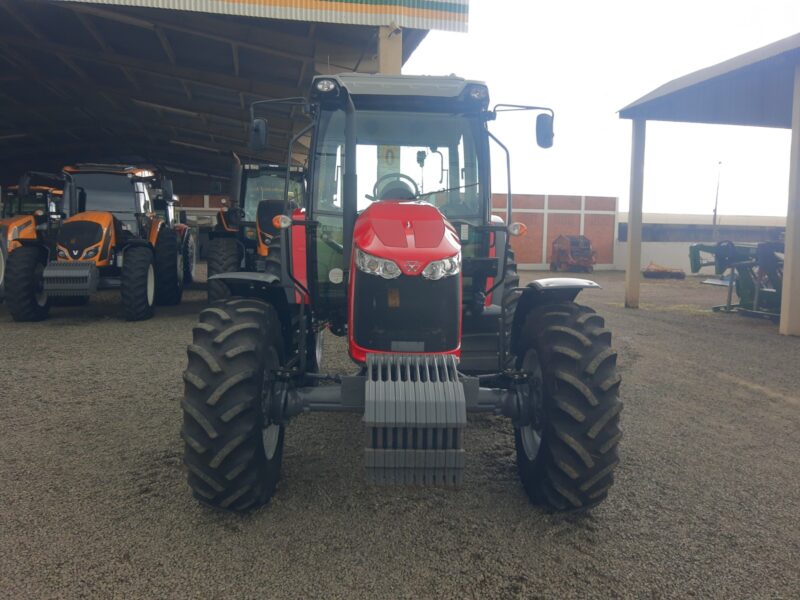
(689, 240, 784, 319)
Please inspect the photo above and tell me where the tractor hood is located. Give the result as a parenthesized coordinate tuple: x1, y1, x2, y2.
(57, 212, 115, 263)
(352, 201, 460, 276)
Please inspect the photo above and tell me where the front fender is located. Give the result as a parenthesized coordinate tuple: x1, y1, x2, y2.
(510, 278, 601, 354)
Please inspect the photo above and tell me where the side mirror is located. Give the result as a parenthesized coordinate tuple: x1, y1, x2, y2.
(18, 173, 31, 197)
(536, 113, 554, 149)
(179, 210, 188, 225)
(249, 118, 268, 151)
(162, 178, 174, 202)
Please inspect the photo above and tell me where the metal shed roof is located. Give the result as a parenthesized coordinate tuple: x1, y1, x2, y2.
(56, 0, 469, 33)
(620, 33, 800, 128)
(0, 0, 429, 184)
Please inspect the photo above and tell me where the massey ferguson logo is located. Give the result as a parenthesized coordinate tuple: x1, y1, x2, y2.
(404, 261, 421, 273)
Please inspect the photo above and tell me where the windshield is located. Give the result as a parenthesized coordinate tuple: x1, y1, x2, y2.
(72, 173, 140, 214)
(3, 192, 47, 217)
(241, 169, 304, 222)
(313, 109, 485, 219)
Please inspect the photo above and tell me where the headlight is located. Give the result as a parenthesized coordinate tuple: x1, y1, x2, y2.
(422, 253, 461, 280)
(57, 247, 68, 260)
(355, 248, 401, 279)
(83, 247, 99, 259)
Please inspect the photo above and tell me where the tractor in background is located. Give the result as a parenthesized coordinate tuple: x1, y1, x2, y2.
(206, 158, 305, 302)
(550, 234, 596, 272)
(4, 164, 190, 321)
(181, 74, 622, 513)
(1, 175, 66, 303)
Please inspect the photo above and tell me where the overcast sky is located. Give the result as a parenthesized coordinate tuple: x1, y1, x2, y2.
(403, 0, 800, 217)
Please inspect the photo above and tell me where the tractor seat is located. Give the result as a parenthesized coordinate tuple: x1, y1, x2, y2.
(379, 181, 416, 201)
(256, 199, 284, 236)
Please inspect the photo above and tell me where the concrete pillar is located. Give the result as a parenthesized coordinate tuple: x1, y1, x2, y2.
(625, 119, 646, 308)
(780, 64, 800, 335)
(378, 26, 402, 75)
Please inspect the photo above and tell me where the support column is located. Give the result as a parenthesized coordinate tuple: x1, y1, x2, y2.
(378, 26, 402, 75)
(780, 64, 800, 335)
(625, 119, 646, 308)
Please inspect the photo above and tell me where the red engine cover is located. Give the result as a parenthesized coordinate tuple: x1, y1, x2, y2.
(351, 201, 460, 274)
(348, 201, 462, 363)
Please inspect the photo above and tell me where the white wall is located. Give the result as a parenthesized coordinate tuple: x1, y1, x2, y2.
(614, 241, 698, 272)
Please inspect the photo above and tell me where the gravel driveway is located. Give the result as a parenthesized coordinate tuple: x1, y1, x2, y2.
(1, 269, 798, 599)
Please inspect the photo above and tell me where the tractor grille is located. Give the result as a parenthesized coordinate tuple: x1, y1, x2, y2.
(57, 221, 103, 260)
(352, 272, 459, 353)
(43, 261, 98, 296)
(364, 353, 466, 486)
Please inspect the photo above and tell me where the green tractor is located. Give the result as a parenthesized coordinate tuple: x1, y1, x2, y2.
(181, 74, 622, 512)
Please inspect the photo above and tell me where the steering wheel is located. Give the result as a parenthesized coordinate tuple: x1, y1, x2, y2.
(371, 172, 420, 200)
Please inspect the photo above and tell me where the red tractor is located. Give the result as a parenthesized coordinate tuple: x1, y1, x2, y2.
(550, 234, 596, 273)
(182, 74, 622, 512)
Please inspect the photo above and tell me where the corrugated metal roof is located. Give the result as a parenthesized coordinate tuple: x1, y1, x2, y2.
(55, 0, 469, 32)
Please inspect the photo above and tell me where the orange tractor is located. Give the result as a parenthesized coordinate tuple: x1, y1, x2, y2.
(4, 164, 193, 321)
(1, 177, 66, 303)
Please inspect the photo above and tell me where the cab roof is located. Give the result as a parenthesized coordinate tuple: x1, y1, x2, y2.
(63, 164, 157, 178)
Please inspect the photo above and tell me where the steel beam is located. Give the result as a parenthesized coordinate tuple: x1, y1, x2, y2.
(625, 119, 646, 309)
(780, 64, 800, 335)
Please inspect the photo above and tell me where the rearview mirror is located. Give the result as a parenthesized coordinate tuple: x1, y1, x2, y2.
(18, 173, 31, 197)
(536, 113, 554, 149)
(162, 178, 174, 202)
(249, 118, 269, 151)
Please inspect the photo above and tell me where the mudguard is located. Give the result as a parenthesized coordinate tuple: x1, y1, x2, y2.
(510, 277, 601, 355)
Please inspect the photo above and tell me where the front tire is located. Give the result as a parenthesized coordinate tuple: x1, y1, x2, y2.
(514, 302, 622, 511)
(207, 237, 240, 303)
(5, 246, 50, 322)
(182, 298, 286, 511)
(121, 246, 155, 321)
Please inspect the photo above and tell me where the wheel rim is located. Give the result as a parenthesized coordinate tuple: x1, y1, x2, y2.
(188, 242, 196, 279)
(146, 265, 155, 306)
(262, 425, 280, 460)
(177, 251, 184, 286)
(519, 348, 544, 461)
(261, 346, 282, 461)
(0, 250, 5, 288)
(314, 329, 324, 370)
(34, 263, 47, 307)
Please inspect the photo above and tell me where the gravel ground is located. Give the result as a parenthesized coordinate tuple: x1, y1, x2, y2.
(1, 267, 799, 599)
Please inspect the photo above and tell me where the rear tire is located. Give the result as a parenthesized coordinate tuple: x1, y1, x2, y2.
(182, 298, 286, 511)
(514, 302, 622, 511)
(121, 246, 155, 321)
(207, 237, 240, 303)
(154, 228, 183, 306)
(5, 246, 50, 322)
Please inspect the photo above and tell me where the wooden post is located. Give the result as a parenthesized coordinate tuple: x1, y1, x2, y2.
(780, 64, 800, 335)
(625, 119, 646, 308)
(378, 26, 402, 75)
